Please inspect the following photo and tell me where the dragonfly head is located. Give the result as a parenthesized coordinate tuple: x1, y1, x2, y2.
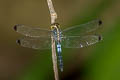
(51, 23, 60, 30)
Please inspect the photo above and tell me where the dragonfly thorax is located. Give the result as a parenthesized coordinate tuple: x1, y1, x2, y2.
(51, 23, 62, 42)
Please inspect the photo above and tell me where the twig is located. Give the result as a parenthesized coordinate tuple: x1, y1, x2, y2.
(51, 37, 59, 80)
(47, 0, 59, 80)
(47, 0, 57, 24)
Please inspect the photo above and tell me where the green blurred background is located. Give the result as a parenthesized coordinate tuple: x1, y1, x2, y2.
(0, 0, 120, 80)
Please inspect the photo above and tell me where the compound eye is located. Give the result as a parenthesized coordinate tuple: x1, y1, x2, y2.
(51, 26, 55, 30)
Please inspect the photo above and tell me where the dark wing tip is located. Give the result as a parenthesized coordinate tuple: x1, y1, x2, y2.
(16, 39, 21, 45)
(14, 25, 17, 31)
(98, 20, 102, 25)
(14, 24, 23, 31)
(98, 35, 102, 41)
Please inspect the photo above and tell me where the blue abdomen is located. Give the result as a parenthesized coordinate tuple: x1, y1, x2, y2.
(57, 43, 63, 72)
(57, 43, 62, 53)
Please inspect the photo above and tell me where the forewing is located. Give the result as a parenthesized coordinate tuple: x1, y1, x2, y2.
(62, 19, 102, 36)
(14, 24, 51, 37)
(16, 37, 51, 49)
(62, 35, 102, 48)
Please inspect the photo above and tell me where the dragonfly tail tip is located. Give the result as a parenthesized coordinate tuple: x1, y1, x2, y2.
(60, 68, 63, 72)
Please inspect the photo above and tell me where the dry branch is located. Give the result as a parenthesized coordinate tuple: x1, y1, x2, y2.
(47, 0, 57, 24)
(47, 0, 59, 80)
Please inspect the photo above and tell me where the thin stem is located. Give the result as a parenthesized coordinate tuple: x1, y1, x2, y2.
(47, 0, 59, 80)
(51, 37, 59, 80)
(47, 0, 57, 24)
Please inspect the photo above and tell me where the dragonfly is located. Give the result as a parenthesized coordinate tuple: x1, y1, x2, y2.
(14, 19, 102, 72)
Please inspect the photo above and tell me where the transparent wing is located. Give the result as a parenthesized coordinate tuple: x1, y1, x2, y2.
(62, 19, 102, 36)
(62, 35, 102, 48)
(16, 37, 51, 49)
(14, 24, 51, 37)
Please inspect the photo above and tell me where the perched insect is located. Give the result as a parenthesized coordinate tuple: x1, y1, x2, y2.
(14, 19, 103, 72)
